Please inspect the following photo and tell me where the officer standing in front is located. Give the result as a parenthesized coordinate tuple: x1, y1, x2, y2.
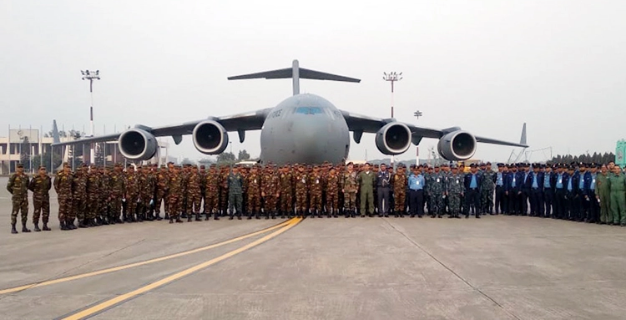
(7, 164, 30, 234)
(408, 166, 425, 218)
(28, 166, 52, 232)
(376, 163, 391, 217)
(464, 164, 482, 218)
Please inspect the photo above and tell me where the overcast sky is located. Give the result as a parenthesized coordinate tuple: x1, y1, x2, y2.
(2, 0, 625, 163)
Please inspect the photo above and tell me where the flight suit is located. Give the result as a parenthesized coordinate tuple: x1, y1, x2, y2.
(608, 172, 626, 225)
(358, 170, 376, 216)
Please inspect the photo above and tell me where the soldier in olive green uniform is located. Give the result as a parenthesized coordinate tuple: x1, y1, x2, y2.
(608, 165, 626, 226)
(7, 164, 30, 234)
(357, 163, 376, 217)
(595, 165, 611, 224)
(261, 165, 280, 219)
(186, 166, 203, 222)
(125, 165, 140, 222)
(228, 167, 244, 220)
(294, 165, 308, 218)
(29, 166, 52, 231)
(99, 166, 112, 225)
(73, 165, 89, 228)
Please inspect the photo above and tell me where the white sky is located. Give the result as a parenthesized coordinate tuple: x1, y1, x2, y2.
(2, 0, 625, 163)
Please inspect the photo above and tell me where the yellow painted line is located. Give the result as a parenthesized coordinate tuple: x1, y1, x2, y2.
(61, 217, 301, 320)
(0, 219, 294, 295)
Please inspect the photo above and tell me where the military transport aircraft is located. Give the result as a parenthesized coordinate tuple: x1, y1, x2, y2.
(53, 60, 528, 165)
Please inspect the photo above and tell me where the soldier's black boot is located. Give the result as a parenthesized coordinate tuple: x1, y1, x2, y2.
(247, 212, 253, 220)
(60, 221, 68, 230)
(22, 223, 31, 233)
(155, 213, 163, 221)
(164, 213, 170, 220)
(34, 223, 41, 232)
(42, 222, 51, 231)
(256, 212, 261, 220)
(175, 217, 184, 223)
(214, 212, 220, 220)
(169, 217, 174, 224)
(228, 213, 234, 220)
(265, 212, 270, 220)
(187, 214, 193, 222)
(11, 224, 18, 234)
(195, 213, 202, 222)
(78, 220, 88, 228)
(345, 210, 350, 218)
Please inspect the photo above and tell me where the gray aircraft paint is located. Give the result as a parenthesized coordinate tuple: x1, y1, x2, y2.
(260, 93, 349, 165)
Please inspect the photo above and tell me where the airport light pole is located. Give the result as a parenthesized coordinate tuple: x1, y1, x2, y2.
(414, 111, 423, 166)
(383, 72, 402, 168)
(81, 69, 100, 164)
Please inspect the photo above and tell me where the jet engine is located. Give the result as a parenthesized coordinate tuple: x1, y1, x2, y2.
(437, 130, 477, 161)
(375, 122, 412, 155)
(192, 120, 229, 155)
(118, 128, 158, 160)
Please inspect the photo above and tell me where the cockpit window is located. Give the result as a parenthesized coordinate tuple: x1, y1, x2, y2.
(295, 107, 323, 115)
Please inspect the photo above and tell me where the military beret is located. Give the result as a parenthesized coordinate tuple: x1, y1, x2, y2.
(497, 163, 504, 167)
(479, 163, 486, 166)
(540, 164, 546, 168)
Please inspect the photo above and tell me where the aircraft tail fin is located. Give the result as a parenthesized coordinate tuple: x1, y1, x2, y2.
(227, 60, 360, 96)
(520, 123, 527, 147)
(52, 120, 60, 144)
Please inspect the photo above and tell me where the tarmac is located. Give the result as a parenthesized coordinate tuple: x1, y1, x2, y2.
(1, 177, 626, 320)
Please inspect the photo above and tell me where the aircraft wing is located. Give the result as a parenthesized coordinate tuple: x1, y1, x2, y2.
(340, 110, 528, 148)
(51, 108, 272, 146)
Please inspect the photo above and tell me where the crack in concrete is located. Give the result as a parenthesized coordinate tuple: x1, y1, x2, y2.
(383, 219, 522, 320)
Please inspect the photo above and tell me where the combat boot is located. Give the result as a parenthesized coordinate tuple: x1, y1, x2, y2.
(164, 214, 170, 220)
(34, 223, 41, 232)
(256, 212, 261, 219)
(155, 213, 163, 221)
(175, 217, 184, 223)
(195, 213, 202, 222)
(60, 221, 68, 230)
(42, 222, 51, 231)
(280, 211, 285, 219)
(69, 220, 78, 229)
(247, 212, 253, 220)
(22, 223, 31, 233)
(11, 224, 18, 234)
(181, 212, 188, 219)
(214, 212, 220, 220)
(79, 220, 88, 228)
(187, 214, 193, 222)
(169, 218, 174, 224)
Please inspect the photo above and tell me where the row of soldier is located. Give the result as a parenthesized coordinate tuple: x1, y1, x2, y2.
(7, 160, 626, 233)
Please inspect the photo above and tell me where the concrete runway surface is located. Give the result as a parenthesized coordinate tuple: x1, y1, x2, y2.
(1, 177, 626, 320)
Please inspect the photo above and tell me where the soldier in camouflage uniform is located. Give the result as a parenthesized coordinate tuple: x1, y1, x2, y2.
(341, 163, 358, 218)
(124, 165, 140, 222)
(446, 165, 464, 218)
(204, 165, 220, 220)
(7, 164, 30, 234)
(429, 166, 446, 218)
(86, 165, 101, 226)
(228, 166, 244, 220)
(308, 166, 323, 218)
(29, 166, 52, 231)
(73, 164, 89, 228)
(325, 167, 340, 218)
(279, 165, 293, 218)
(54, 164, 75, 230)
(481, 162, 496, 214)
(136, 166, 152, 221)
(294, 164, 308, 218)
(261, 165, 280, 219)
(393, 166, 407, 217)
(99, 166, 111, 224)
(245, 166, 262, 219)
(154, 165, 168, 220)
(168, 165, 184, 223)
(109, 164, 125, 224)
(220, 166, 230, 216)
(185, 166, 202, 222)
(424, 166, 434, 214)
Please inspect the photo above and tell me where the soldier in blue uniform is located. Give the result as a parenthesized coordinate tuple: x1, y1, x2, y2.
(463, 164, 482, 218)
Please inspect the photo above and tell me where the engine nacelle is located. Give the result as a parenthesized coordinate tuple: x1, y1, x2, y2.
(118, 128, 158, 161)
(437, 130, 477, 161)
(375, 122, 412, 155)
(192, 120, 229, 155)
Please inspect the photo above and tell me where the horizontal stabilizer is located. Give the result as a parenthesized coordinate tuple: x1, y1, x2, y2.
(228, 68, 360, 83)
(228, 60, 360, 95)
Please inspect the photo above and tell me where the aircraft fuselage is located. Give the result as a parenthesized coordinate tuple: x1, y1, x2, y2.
(259, 93, 350, 165)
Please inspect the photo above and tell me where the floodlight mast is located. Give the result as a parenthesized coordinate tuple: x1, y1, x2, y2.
(81, 69, 100, 164)
(383, 72, 402, 167)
